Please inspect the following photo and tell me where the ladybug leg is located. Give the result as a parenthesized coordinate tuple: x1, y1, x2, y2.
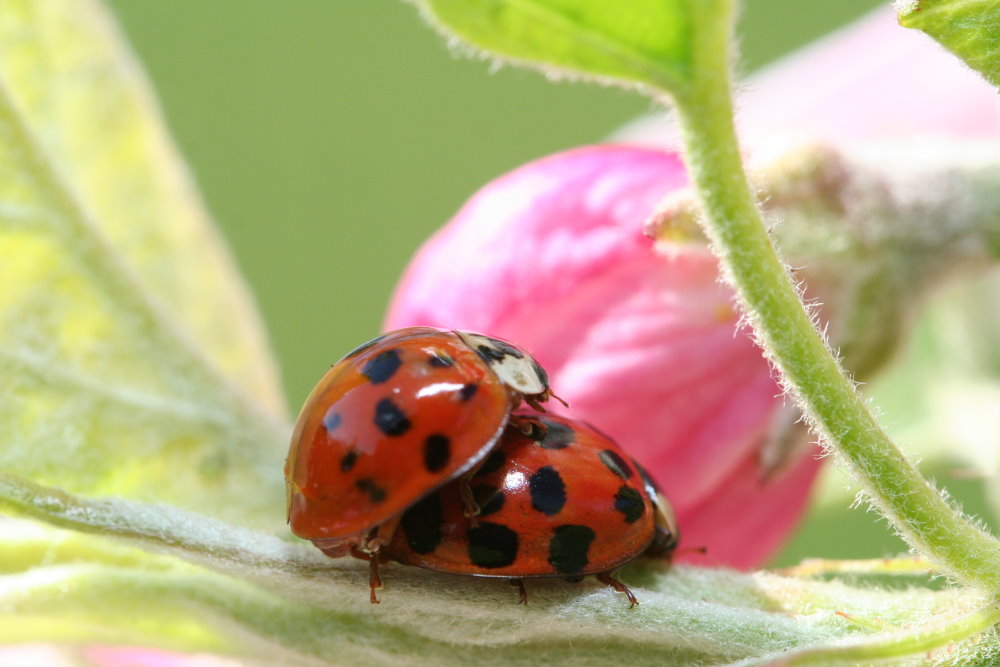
(356, 526, 390, 604)
(349, 545, 384, 604)
(459, 473, 482, 523)
(368, 551, 383, 605)
(362, 516, 402, 552)
(523, 394, 548, 413)
(510, 414, 546, 440)
(509, 578, 529, 605)
(596, 572, 638, 608)
(458, 456, 496, 522)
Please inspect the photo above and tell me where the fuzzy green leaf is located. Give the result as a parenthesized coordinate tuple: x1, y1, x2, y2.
(412, 0, 693, 94)
(898, 0, 1000, 88)
(4, 481, 1000, 665)
(0, 0, 289, 527)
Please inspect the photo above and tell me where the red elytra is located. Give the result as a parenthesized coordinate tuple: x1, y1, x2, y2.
(381, 414, 679, 606)
(284, 327, 553, 580)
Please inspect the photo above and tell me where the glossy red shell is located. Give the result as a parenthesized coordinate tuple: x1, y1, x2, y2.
(285, 328, 514, 545)
(382, 414, 667, 578)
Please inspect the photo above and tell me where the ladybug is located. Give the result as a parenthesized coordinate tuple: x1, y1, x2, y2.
(284, 327, 555, 602)
(381, 414, 679, 606)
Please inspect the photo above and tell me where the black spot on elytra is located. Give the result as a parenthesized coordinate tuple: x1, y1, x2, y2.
(477, 448, 506, 476)
(361, 349, 402, 384)
(458, 383, 478, 401)
(428, 351, 454, 368)
(374, 398, 411, 436)
(548, 524, 596, 574)
(529, 466, 567, 516)
(538, 419, 575, 449)
(322, 409, 342, 433)
(468, 522, 519, 568)
(614, 485, 646, 524)
(401, 492, 443, 554)
(472, 483, 505, 516)
(599, 449, 634, 479)
(342, 334, 386, 360)
(355, 478, 387, 503)
(423, 434, 451, 473)
(340, 450, 358, 473)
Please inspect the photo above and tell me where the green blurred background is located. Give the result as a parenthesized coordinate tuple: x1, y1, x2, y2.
(100, 0, 985, 568)
(104, 0, 882, 410)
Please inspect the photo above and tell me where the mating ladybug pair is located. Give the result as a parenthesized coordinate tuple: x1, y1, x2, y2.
(284, 327, 678, 605)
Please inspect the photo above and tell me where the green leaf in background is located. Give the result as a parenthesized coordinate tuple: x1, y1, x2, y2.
(0, 0, 290, 528)
(898, 0, 1000, 88)
(413, 0, 693, 94)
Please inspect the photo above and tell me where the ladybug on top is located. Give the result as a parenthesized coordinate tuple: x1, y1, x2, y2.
(284, 328, 556, 596)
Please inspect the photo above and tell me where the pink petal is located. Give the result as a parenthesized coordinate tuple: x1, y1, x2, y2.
(740, 6, 1000, 142)
(677, 451, 824, 569)
(527, 249, 779, 512)
(386, 146, 686, 333)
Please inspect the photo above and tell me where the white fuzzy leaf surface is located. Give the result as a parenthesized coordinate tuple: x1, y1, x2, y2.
(4, 476, 1000, 666)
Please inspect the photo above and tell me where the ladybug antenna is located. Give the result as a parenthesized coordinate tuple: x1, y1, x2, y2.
(550, 391, 569, 409)
(523, 394, 548, 413)
(682, 545, 709, 556)
(672, 545, 713, 565)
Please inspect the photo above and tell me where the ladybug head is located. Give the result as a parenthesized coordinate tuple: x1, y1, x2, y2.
(454, 331, 550, 399)
(646, 491, 680, 559)
(635, 462, 680, 560)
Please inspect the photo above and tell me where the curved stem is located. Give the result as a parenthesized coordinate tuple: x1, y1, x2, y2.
(671, 0, 1000, 592)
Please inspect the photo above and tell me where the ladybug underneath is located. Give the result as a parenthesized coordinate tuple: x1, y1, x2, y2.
(381, 414, 679, 606)
(284, 327, 556, 602)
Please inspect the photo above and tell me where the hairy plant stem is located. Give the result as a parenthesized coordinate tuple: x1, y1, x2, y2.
(671, 0, 1000, 592)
